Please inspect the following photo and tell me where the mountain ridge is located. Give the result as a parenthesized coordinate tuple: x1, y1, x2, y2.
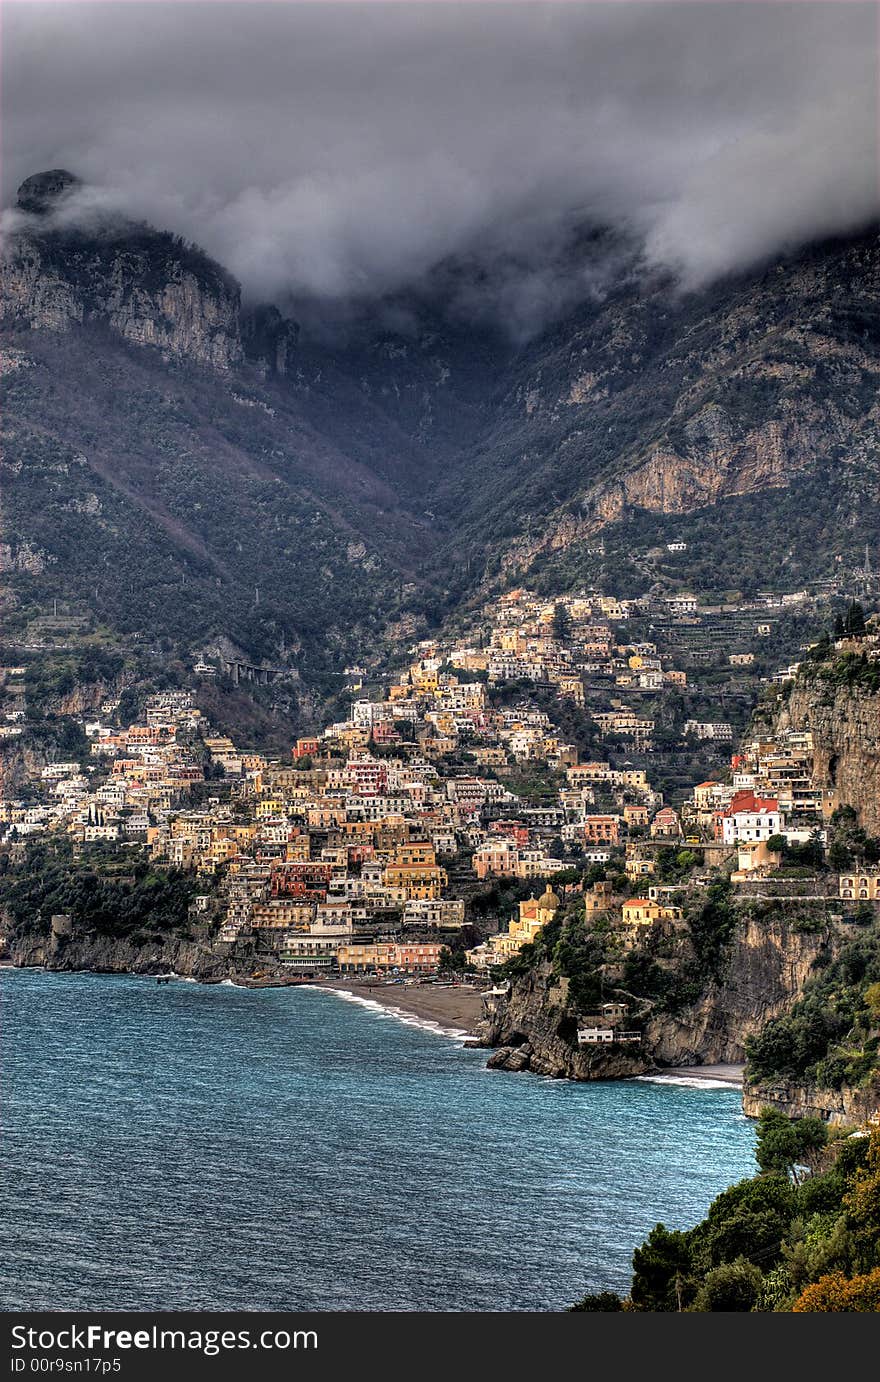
(2, 169, 879, 717)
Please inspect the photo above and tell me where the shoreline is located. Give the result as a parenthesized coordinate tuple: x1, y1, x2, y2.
(640, 1064, 745, 1088)
(308, 976, 486, 1034)
(2, 960, 487, 1034)
(3, 963, 745, 1086)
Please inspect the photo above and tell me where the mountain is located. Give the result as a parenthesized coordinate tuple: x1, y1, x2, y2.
(2, 169, 879, 723)
(1, 172, 451, 723)
(432, 229, 880, 602)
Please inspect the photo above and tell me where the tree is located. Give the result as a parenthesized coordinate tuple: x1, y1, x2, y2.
(552, 602, 572, 644)
(630, 1224, 692, 1311)
(843, 1127, 880, 1269)
(569, 1291, 623, 1312)
(864, 982, 880, 1021)
(844, 601, 867, 638)
(694, 1175, 795, 1272)
(792, 1267, 880, 1312)
(692, 1258, 762, 1312)
(755, 1109, 828, 1183)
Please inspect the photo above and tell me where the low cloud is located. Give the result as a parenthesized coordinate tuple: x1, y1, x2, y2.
(3, 2, 877, 329)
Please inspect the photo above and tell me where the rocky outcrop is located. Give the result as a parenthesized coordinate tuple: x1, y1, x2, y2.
(15, 170, 81, 215)
(0, 913, 287, 984)
(477, 915, 839, 1080)
(0, 235, 85, 333)
(242, 304, 299, 376)
(645, 915, 836, 1065)
(774, 679, 880, 835)
(481, 967, 651, 1079)
(585, 404, 817, 525)
(1, 171, 243, 370)
(102, 259, 242, 370)
(742, 1075, 880, 1127)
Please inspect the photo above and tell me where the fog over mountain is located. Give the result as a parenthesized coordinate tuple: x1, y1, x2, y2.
(2, 1, 878, 333)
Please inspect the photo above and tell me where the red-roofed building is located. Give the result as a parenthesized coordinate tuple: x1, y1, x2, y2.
(715, 791, 783, 844)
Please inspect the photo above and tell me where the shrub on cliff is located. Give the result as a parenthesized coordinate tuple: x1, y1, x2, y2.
(568, 1290, 624, 1312)
(691, 1258, 763, 1312)
(792, 1268, 880, 1312)
(755, 1108, 828, 1182)
(0, 838, 200, 940)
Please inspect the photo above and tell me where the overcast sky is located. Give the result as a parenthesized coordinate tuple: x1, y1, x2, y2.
(2, 1, 878, 325)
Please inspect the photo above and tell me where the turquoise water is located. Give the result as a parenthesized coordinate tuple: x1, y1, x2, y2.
(0, 969, 756, 1311)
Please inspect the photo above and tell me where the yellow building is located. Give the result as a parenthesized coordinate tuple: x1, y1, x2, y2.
(410, 664, 439, 692)
(393, 841, 437, 868)
(620, 898, 683, 927)
(466, 885, 561, 970)
(383, 863, 448, 900)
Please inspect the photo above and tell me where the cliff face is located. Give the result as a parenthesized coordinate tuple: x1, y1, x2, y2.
(775, 680, 880, 835)
(644, 916, 836, 1065)
(742, 1074, 880, 1127)
(1, 170, 243, 370)
(478, 915, 838, 1079)
(1, 228, 243, 371)
(444, 227, 880, 595)
(481, 968, 652, 1078)
(0, 912, 288, 984)
(582, 405, 825, 529)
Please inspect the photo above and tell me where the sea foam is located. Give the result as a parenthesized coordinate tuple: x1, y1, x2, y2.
(306, 984, 470, 1043)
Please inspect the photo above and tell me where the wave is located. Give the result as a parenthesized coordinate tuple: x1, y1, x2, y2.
(634, 1074, 740, 1091)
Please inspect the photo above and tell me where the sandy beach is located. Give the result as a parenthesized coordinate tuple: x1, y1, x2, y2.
(313, 977, 486, 1033)
(649, 1064, 745, 1086)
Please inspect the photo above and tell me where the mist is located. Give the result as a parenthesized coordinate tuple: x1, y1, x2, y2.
(2, 1, 877, 332)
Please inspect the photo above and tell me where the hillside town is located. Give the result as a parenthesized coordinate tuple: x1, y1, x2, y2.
(1, 589, 878, 997)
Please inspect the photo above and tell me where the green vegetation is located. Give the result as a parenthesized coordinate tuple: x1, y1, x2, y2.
(571, 1117, 880, 1311)
(24, 649, 124, 713)
(827, 805, 880, 870)
(499, 874, 737, 1017)
(745, 923, 880, 1091)
(804, 651, 880, 696)
(834, 601, 868, 639)
(0, 838, 202, 941)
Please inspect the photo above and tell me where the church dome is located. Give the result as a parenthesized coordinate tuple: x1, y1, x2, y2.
(538, 884, 561, 911)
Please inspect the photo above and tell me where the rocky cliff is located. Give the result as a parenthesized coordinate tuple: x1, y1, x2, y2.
(773, 678, 880, 836)
(0, 908, 290, 984)
(742, 1073, 880, 1127)
(478, 914, 841, 1079)
(441, 226, 880, 598)
(2, 171, 243, 370)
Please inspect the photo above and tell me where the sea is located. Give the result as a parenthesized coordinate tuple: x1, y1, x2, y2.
(0, 969, 756, 1312)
